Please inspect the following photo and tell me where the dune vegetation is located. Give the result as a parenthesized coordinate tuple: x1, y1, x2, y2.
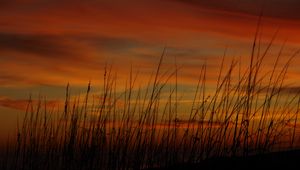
(1, 25, 300, 170)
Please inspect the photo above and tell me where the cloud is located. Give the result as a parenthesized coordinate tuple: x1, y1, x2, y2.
(268, 86, 300, 94)
(0, 32, 94, 86)
(0, 31, 163, 87)
(0, 33, 79, 58)
(0, 96, 60, 111)
(173, 0, 300, 19)
(0, 32, 152, 59)
(0, 0, 299, 92)
(75, 35, 148, 53)
(0, 75, 24, 84)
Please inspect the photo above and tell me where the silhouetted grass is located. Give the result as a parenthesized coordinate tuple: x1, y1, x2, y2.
(2, 30, 300, 170)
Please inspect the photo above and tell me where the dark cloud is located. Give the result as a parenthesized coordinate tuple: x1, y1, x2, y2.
(0, 31, 157, 86)
(276, 86, 300, 94)
(247, 85, 300, 95)
(2, 0, 300, 21)
(0, 32, 148, 58)
(174, 0, 300, 19)
(0, 33, 79, 58)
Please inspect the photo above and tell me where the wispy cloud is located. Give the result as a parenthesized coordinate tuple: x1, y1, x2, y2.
(0, 0, 299, 98)
(0, 33, 81, 58)
(0, 96, 60, 111)
(173, 0, 300, 19)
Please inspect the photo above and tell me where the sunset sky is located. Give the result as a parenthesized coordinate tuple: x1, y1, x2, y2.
(1, 0, 300, 138)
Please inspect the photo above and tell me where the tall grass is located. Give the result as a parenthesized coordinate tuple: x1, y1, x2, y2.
(2, 36, 300, 169)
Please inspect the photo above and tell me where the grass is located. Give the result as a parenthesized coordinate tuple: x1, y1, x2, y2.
(2, 29, 300, 169)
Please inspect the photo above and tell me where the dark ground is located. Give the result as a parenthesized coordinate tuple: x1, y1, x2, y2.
(151, 150, 300, 170)
(1, 148, 300, 169)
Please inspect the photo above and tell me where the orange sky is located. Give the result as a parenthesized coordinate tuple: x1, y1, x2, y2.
(1, 0, 300, 137)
